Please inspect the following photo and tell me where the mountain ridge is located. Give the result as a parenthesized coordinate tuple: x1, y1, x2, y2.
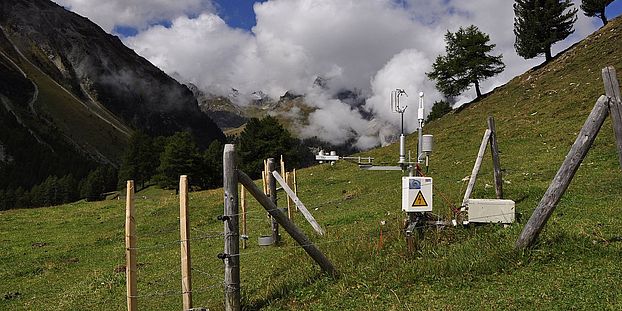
(0, 0, 225, 191)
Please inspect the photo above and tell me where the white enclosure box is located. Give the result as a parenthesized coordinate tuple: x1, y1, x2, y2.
(467, 199, 515, 224)
(402, 177, 433, 212)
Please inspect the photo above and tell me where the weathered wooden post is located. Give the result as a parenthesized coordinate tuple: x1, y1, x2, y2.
(272, 171, 324, 235)
(125, 180, 137, 311)
(267, 158, 280, 243)
(179, 175, 192, 310)
(223, 145, 241, 311)
(602, 66, 622, 169)
(488, 116, 504, 199)
(515, 96, 610, 249)
(238, 170, 337, 276)
(462, 129, 492, 209)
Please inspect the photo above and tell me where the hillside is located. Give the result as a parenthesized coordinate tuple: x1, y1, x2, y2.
(0, 0, 224, 191)
(1, 15, 622, 311)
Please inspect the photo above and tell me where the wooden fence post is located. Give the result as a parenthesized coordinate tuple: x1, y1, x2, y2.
(237, 170, 338, 277)
(602, 66, 622, 169)
(267, 158, 280, 243)
(179, 175, 192, 310)
(280, 155, 286, 180)
(223, 145, 241, 311)
(125, 180, 137, 311)
(286, 172, 292, 219)
(462, 129, 492, 209)
(515, 96, 610, 249)
(241, 187, 247, 250)
(293, 169, 298, 212)
(488, 116, 504, 199)
(263, 160, 268, 195)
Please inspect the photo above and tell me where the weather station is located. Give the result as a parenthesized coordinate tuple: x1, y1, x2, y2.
(315, 89, 437, 250)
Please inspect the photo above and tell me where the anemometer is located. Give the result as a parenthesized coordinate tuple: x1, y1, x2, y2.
(315, 89, 435, 243)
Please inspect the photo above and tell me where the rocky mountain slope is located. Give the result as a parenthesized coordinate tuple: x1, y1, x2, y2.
(0, 0, 224, 189)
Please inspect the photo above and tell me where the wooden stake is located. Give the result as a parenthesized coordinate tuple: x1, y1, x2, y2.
(286, 172, 292, 219)
(516, 96, 610, 249)
(223, 145, 241, 311)
(293, 169, 298, 212)
(280, 155, 286, 179)
(272, 171, 324, 235)
(125, 180, 137, 311)
(267, 158, 280, 243)
(262, 159, 268, 195)
(488, 116, 504, 199)
(179, 175, 192, 310)
(238, 170, 338, 276)
(602, 66, 622, 170)
(462, 129, 492, 209)
(241, 187, 247, 249)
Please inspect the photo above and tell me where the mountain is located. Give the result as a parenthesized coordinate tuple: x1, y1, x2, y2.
(187, 83, 248, 131)
(0, 0, 224, 189)
(2, 15, 622, 310)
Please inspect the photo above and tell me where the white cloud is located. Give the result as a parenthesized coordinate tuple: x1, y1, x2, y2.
(61, 0, 603, 149)
(125, 13, 254, 97)
(52, 0, 214, 32)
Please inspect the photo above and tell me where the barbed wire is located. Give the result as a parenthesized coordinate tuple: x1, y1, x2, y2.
(191, 266, 223, 279)
(220, 210, 517, 260)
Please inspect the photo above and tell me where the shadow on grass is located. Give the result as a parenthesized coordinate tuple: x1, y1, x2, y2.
(242, 272, 334, 311)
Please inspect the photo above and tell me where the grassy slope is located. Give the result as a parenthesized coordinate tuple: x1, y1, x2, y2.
(2, 18, 622, 310)
(4, 36, 131, 163)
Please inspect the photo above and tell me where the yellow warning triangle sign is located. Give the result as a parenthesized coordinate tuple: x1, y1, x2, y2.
(412, 191, 428, 207)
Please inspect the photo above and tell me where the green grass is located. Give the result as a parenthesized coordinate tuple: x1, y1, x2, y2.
(2, 16, 622, 311)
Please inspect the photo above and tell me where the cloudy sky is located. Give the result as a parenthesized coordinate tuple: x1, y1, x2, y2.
(53, 0, 622, 149)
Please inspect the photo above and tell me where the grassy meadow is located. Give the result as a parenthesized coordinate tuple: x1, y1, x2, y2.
(2, 16, 622, 311)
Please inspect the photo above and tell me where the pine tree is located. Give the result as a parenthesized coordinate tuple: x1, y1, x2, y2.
(426, 100, 453, 123)
(14, 187, 29, 209)
(154, 132, 202, 190)
(580, 0, 614, 26)
(514, 0, 577, 62)
(427, 25, 505, 99)
(80, 168, 107, 201)
(201, 140, 224, 189)
(238, 116, 308, 179)
(118, 132, 159, 190)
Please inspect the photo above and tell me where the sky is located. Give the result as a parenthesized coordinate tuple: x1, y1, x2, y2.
(53, 0, 622, 149)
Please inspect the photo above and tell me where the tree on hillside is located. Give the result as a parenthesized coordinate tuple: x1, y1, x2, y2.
(581, 0, 614, 26)
(514, 0, 577, 62)
(426, 100, 453, 123)
(118, 132, 159, 189)
(238, 116, 310, 179)
(427, 25, 505, 99)
(80, 169, 105, 201)
(201, 140, 224, 189)
(154, 132, 202, 190)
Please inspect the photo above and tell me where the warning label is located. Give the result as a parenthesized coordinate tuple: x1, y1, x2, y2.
(412, 191, 428, 207)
